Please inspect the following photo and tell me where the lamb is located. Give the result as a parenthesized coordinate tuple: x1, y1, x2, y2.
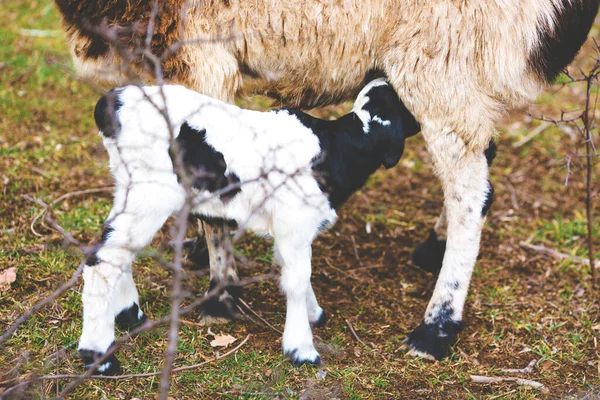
(54, 0, 599, 361)
(80, 79, 420, 374)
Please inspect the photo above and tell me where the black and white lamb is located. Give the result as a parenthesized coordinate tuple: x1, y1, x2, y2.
(80, 78, 420, 373)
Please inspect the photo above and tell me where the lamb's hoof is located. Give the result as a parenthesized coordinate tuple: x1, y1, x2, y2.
(403, 320, 462, 361)
(199, 279, 242, 324)
(79, 346, 121, 375)
(285, 348, 322, 366)
(115, 303, 147, 331)
(412, 229, 446, 274)
(310, 309, 327, 328)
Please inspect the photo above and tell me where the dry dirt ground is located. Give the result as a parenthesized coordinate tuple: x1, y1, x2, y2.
(1, 2, 599, 399)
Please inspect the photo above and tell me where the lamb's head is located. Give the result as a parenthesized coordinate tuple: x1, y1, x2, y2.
(351, 78, 420, 169)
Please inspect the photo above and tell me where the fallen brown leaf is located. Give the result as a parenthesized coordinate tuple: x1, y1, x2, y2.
(210, 334, 237, 348)
(0, 267, 17, 288)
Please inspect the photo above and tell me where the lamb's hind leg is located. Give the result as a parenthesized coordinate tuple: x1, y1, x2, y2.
(199, 219, 241, 322)
(307, 283, 326, 328)
(78, 196, 175, 374)
(412, 140, 497, 274)
(113, 263, 147, 331)
(405, 125, 492, 360)
(183, 49, 245, 323)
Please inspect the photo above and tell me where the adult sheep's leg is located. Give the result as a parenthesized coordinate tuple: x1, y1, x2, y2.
(404, 125, 493, 360)
(412, 140, 497, 274)
(78, 192, 177, 374)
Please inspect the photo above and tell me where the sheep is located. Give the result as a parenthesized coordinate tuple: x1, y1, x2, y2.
(54, 0, 599, 361)
(80, 79, 420, 374)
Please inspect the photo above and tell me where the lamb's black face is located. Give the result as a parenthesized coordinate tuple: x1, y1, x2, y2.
(361, 84, 403, 122)
(351, 79, 421, 169)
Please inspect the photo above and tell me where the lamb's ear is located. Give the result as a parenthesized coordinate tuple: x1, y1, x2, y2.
(371, 121, 406, 169)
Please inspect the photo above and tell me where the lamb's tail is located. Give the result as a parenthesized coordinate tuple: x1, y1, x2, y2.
(95, 85, 212, 140)
(94, 88, 124, 139)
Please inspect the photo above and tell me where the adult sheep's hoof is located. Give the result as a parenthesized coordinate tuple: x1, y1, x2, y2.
(404, 320, 462, 361)
(412, 229, 446, 274)
(78, 346, 121, 375)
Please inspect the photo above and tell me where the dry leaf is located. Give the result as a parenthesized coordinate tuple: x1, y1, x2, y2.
(210, 333, 237, 348)
(207, 327, 237, 348)
(0, 267, 17, 288)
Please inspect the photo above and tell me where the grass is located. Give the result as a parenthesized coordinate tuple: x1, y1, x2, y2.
(1, 1, 600, 398)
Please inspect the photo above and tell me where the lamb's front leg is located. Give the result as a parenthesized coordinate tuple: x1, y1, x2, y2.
(405, 127, 492, 360)
(79, 201, 174, 374)
(276, 241, 321, 365)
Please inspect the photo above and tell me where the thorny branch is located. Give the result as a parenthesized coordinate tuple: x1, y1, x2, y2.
(0, 5, 318, 398)
(158, 199, 190, 400)
(3, 335, 251, 391)
(526, 39, 599, 289)
(1, 272, 273, 399)
(0, 196, 92, 346)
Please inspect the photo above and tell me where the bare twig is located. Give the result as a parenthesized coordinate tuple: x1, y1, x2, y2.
(582, 61, 598, 289)
(520, 242, 600, 268)
(2, 272, 273, 398)
(345, 319, 374, 351)
(1, 335, 251, 398)
(502, 177, 520, 210)
(500, 359, 537, 374)
(0, 261, 85, 345)
(42, 342, 78, 362)
(237, 298, 282, 334)
(457, 346, 480, 366)
(350, 235, 363, 267)
(470, 374, 549, 394)
(512, 122, 550, 148)
(346, 264, 384, 273)
(526, 43, 599, 291)
(5, 11, 296, 399)
(158, 201, 190, 400)
(22, 195, 82, 246)
(28, 187, 113, 237)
